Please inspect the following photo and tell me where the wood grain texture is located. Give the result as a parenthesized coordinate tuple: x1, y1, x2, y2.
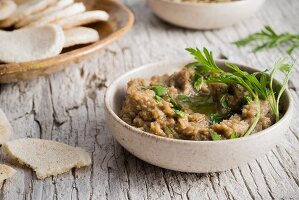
(0, 0, 298, 199)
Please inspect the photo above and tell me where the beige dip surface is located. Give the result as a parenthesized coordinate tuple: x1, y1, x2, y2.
(0, 0, 298, 199)
(120, 67, 274, 140)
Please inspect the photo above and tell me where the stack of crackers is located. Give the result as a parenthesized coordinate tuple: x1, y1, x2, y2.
(0, 0, 109, 63)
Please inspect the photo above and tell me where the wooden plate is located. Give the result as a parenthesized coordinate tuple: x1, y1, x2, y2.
(0, 0, 134, 83)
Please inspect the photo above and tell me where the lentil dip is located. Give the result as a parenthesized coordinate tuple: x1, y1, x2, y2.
(119, 48, 292, 141)
(120, 67, 274, 141)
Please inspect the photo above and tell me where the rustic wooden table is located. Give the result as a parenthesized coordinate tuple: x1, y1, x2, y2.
(1, 0, 298, 199)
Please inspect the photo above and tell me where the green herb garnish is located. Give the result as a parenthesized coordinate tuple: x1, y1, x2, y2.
(210, 112, 231, 124)
(153, 85, 167, 97)
(229, 132, 239, 139)
(185, 62, 200, 68)
(154, 95, 163, 102)
(269, 59, 293, 122)
(233, 25, 299, 55)
(241, 96, 253, 105)
(152, 86, 186, 118)
(186, 62, 207, 92)
(170, 97, 183, 111)
(219, 94, 229, 109)
(178, 95, 192, 103)
(211, 132, 222, 141)
(186, 47, 293, 136)
(170, 97, 185, 118)
(174, 110, 185, 118)
(193, 74, 203, 91)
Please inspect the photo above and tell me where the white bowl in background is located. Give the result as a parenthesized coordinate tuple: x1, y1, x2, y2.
(104, 59, 293, 173)
(147, 0, 266, 29)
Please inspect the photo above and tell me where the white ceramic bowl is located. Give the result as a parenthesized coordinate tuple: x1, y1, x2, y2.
(104, 59, 293, 173)
(147, 0, 266, 29)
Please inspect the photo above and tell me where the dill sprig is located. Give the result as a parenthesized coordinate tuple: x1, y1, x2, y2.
(233, 26, 299, 55)
(186, 47, 293, 136)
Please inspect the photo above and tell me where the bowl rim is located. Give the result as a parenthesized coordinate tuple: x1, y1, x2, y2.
(149, 0, 260, 6)
(105, 58, 294, 144)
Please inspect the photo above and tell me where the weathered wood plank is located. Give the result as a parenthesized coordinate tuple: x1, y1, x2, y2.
(0, 0, 298, 199)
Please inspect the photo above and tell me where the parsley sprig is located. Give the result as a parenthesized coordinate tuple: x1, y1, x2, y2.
(186, 47, 293, 136)
(219, 94, 229, 109)
(233, 26, 299, 55)
(211, 132, 222, 141)
(210, 112, 232, 125)
(269, 59, 293, 122)
(153, 85, 167, 97)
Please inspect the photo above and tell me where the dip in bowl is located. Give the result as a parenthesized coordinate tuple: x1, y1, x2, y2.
(104, 49, 293, 173)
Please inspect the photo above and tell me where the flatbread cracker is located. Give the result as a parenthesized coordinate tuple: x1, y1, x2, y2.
(0, 0, 57, 28)
(0, 25, 65, 63)
(64, 27, 99, 48)
(55, 10, 109, 29)
(15, 0, 74, 28)
(0, 109, 13, 144)
(27, 2, 85, 27)
(2, 138, 91, 179)
(0, 0, 17, 20)
(0, 164, 16, 188)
